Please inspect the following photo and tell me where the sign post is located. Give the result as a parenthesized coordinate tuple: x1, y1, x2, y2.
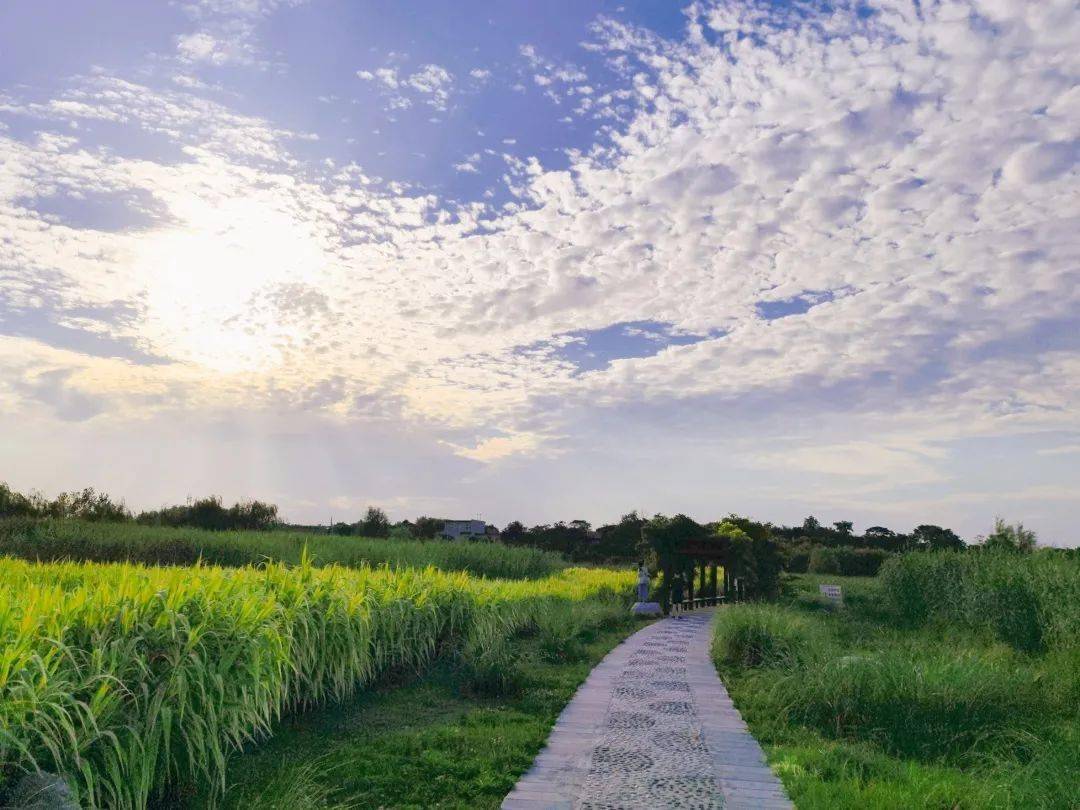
(819, 583, 844, 606)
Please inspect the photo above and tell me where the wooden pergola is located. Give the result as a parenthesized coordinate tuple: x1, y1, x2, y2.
(660, 537, 743, 613)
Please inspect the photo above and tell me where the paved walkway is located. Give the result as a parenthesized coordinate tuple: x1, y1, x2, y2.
(502, 609, 793, 809)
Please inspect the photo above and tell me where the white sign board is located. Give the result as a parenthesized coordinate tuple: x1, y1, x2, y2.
(819, 584, 844, 605)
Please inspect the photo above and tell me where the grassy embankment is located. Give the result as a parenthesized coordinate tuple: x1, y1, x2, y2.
(0, 518, 563, 580)
(713, 554, 1080, 808)
(0, 552, 634, 809)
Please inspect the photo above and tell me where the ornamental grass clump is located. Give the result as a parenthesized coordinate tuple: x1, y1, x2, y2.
(712, 604, 824, 669)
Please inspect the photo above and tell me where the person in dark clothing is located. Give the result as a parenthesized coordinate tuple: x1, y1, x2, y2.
(671, 573, 685, 618)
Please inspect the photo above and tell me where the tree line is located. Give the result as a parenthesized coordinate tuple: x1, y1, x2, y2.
(0, 483, 279, 531)
(0, 482, 1046, 562)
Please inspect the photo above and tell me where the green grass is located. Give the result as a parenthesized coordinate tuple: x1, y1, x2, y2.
(0, 557, 633, 809)
(0, 518, 565, 580)
(878, 551, 1080, 653)
(713, 566, 1080, 809)
(177, 608, 640, 809)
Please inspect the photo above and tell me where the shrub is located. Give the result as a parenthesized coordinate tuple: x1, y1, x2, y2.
(784, 547, 812, 573)
(809, 547, 891, 577)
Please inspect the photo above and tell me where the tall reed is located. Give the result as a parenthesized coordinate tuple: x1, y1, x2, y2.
(0, 518, 565, 580)
(878, 551, 1080, 652)
(0, 558, 632, 808)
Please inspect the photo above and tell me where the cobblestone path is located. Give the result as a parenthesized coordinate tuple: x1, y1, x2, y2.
(502, 609, 792, 809)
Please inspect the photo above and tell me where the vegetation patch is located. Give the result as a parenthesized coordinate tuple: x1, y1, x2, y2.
(879, 551, 1080, 653)
(712, 562, 1080, 808)
(807, 547, 891, 577)
(0, 557, 632, 809)
(0, 518, 566, 580)
(179, 614, 638, 810)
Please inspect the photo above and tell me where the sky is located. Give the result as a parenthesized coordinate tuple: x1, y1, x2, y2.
(1, 0, 1078, 545)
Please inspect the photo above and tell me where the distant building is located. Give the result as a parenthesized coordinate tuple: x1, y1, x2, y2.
(441, 519, 487, 541)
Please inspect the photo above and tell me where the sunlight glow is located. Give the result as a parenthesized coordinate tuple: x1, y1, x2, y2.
(134, 193, 330, 373)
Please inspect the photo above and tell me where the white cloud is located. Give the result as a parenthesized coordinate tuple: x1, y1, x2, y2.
(177, 33, 228, 64)
(519, 43, 590, 105)
(2, 0, 1080, 538)
(173, 0, 309, 70)
(358, 63, 455, 110)
(447, 432, 548, 462)
(750, 441, 949, 487)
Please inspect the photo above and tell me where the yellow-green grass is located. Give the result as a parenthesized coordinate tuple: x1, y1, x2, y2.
(0, 518, 565, 580)
(712, 563, 1080, 809)
(0, 556, 633, 808)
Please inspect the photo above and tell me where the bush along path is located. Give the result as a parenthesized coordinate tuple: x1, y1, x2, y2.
(503, 608, 792, 809)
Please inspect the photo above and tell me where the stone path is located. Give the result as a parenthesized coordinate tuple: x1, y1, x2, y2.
(502, 609, 793, 809)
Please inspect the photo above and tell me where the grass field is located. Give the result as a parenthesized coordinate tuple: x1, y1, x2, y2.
(176, 607, 639, 809)
(0, 555, 633, 809)
(712, 555, 1080, 809)
(0, 518, 564, 580)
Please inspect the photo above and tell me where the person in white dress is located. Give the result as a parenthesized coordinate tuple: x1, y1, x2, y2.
(636, 562, 650, 602)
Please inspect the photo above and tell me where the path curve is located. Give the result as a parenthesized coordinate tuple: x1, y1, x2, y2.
(502, 609, 793, 809)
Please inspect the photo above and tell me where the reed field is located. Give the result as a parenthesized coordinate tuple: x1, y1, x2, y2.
(0, 518, 564, 580)
(712, 555, 1080, 808)
(0, 556, 633, 808)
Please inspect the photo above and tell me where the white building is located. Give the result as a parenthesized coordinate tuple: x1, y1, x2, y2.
(441, 519, 487, 541)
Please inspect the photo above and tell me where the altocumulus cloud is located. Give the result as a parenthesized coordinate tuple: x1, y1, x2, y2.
(0, 0, 1078, 538)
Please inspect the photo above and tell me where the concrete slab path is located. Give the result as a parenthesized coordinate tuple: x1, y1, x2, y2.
(501, 608, 793, 809)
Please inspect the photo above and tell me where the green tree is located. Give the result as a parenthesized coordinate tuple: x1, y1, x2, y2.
(356, 506, 391, 538)
(0, 483, 44, 518)
(643, 514, 704, 612)
(594, 511, 647, 561)
(719, 514, 771, 542)
(982, 518, 1036, 553)
(228, 499, 279, 530)
(411, 516, 444, 539)
(713, 520, 782, 599)
(863, 525, 907, 552)
(501, 520, 527, 545)
(911, 524, 964, 551)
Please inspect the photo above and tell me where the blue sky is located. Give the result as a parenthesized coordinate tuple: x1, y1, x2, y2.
(1, 0, 1078, 544)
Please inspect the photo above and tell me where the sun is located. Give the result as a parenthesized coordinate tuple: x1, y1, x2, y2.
(131, 191, 331, 374)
